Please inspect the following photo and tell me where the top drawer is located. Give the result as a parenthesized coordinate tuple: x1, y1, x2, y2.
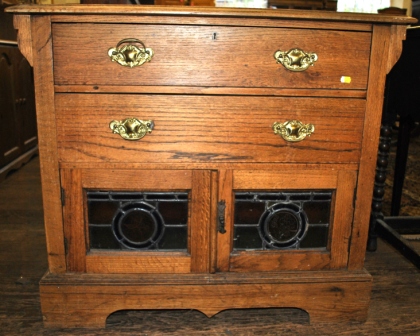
(52, 23, 371, 90)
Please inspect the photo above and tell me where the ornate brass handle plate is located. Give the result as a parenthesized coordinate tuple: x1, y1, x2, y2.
(108, 38, 154, 68)
(272, 120, 315, 142)
(110, 118, 154, 141)
(274, 48, 318, 72)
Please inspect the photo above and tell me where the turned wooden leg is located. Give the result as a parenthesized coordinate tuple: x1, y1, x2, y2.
(368, 124, 393, 252)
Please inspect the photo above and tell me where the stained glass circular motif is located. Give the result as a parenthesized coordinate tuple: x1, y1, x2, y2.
(266, 210, 300, 243)
(259, 203, 308, 248)
(112, 202, 164, 249)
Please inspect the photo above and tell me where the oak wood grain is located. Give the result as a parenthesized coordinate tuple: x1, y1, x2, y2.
(50, 14, 374, 31)
(348, 25, 393, 270)
(81, 169, 193, 190)
(229, 169, 355, 272)
(59, 162, 359, 170)
(30, 16, 66, 274)
(329, 170, 356, 268)
(216, 169, 234, 272)
(61, 169, 86, 272)
(190, 170, 212, 273)
(233, 169, 339, 190)
(209, 170, 218, 274)
(13, 15, 32, 66)
(54, 85, 368, 98)
(7, 5, 412, 328)
(7, 5, 417, 25)
(63, 168, 198, 274)
(55, 94, 366, 164)
(86, 253, 191, 273)
(39, 270, 372, 327)
(229, 251, 331, 272)
(2, 158, 420, 333)
(386, 25, 408, 74)
(52, 24, 371, 90)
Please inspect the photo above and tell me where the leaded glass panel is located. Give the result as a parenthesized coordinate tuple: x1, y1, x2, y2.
(233, 191, 332, 251)
(87, 191, 189, 251)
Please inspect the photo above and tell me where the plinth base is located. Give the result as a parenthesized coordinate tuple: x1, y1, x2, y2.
(40, 270, 372, 328)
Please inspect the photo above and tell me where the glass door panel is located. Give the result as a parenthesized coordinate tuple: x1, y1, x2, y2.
(61, 168, 213, 274)
(217, 169, 356, 272)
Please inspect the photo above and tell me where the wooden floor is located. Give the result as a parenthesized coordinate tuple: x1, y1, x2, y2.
(0, 156, 419, 335)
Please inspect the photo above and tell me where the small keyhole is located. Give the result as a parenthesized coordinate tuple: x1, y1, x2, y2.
(212, 33, 217, 40)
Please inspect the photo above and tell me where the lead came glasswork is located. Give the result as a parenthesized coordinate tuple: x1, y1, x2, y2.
(261, 203, 306, 248)
(87, 191, 189, 251)
(233, 191, 332, 250)
(113, 202, 163, 249)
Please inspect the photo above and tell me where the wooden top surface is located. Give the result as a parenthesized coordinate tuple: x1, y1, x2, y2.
(6, 4, 417, 25)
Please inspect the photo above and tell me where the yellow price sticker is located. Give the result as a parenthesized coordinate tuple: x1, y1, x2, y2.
(341, 76, 352, 84)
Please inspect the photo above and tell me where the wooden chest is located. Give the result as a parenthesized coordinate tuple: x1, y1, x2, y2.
(7, 5, 416, 327)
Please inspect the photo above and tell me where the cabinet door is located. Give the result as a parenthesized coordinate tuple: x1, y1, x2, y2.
(61, 168, 215, 274)
(14, 51, 37, 152)
(0, 46, 21, 166)
(216, 169, 356, 272)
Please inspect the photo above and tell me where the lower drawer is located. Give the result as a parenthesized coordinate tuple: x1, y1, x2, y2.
(55, 94, 365, 164)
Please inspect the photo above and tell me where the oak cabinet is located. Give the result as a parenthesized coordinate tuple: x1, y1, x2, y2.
(7, 4, 415, 327)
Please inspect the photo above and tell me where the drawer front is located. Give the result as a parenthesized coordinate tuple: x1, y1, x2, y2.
(52, 24, 371, 90)
(56, 94, 365, 164)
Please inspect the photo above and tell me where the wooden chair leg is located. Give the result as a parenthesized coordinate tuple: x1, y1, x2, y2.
(368, 124, 393, 251)
(391, 115, 413, 216)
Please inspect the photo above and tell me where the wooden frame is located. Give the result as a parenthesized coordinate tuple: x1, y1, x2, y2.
(61, 168, 214, 274)
(217, 169, 356, 272)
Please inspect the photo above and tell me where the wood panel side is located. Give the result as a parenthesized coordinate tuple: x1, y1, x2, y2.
(233, 170, 338, 190)
(52, 24, 371, 90)
(39, 274, 372, 327)
(55, 85, 367, 99)
(31, 16, 66, 273)
(61, 169, 86, 272)
(85, 254, 191, 273)
(348, 25, 393, 270)
(190, 170, 212, 273)
(229, 252, 331, 272)
(81, 169, 192, 190)
(49, 14, 373, 31)
(329, 170, 357, 268)
(386, 25, 407, 74)
(13, 15, 33, 67)
(55, 94, 365, 165)
(209, 170, 219, 274)
(8, 4, 415, 24)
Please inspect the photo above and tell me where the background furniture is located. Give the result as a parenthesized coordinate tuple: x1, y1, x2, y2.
(368, 26, 420, 268)
(154, 0, 214, 5)
(268, 0, 336, 10)
(8, 4, 415, 328)
(0, 4, 37, 182)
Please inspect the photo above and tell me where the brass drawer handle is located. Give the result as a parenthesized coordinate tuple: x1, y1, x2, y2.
(108, 38, 154, 68)
(272, 120, 315, 142)
(274, 48, 318, 72)
(110, 118, 154, 141)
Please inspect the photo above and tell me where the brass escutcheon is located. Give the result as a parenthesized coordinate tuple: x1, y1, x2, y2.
(108, 38, 154, 68)
(274, 48, 318, 72)
(272, 120, 315, 142)
(110, 118, 154, 141)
